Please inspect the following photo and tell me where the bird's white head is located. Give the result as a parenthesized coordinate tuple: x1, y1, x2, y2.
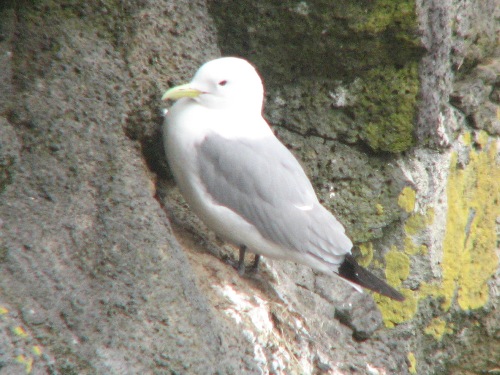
(162, 57, 264, 113)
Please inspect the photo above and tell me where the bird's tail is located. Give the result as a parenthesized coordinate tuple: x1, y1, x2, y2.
(338, 254, 405, 301)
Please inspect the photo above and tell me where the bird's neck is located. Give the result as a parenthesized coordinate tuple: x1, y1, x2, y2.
(206, 108, 273, 141)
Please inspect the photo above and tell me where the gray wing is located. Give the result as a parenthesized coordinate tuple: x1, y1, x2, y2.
(197, 133, 352, 262)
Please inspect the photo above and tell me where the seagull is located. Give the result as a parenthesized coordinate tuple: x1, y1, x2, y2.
(162, 57, 404, 301)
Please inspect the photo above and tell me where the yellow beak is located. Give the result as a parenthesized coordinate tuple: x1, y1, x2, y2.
(161, 83, 203, 101)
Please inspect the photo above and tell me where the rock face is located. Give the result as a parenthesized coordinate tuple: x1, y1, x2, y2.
(0, 1, 498, 374)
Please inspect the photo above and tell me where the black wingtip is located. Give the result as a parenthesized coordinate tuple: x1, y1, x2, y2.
(338, 254, 405, 302)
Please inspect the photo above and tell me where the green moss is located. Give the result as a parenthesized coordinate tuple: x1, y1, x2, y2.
(209, 1, 423, 84)
(17, 0, 128, 48)
(356, 63, 419, 153)
(398, 186, 416, 212)
(350, 0, 418, 39)
(0, 245, 8, 263)
(0, 155, 15, 194)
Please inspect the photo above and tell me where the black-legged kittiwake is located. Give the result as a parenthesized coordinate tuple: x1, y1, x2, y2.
(162, 57, 404, 301)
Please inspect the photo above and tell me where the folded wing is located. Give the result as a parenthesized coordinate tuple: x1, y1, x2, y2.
(197, 133, 352, 267)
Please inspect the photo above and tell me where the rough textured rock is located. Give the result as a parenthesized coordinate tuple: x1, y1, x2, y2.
(0, 0, 498, 374)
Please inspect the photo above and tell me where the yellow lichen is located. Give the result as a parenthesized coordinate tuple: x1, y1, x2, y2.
(404, 208, 433, 255)
(0, 306, 8, 315)
(404, 206, 434, 235)
(418, 281, 438, 298)
(32, 345, 42, 357)
(376, 203, 384, 215)
(385, 247, 410, 286)
(476, 130, 489, 147)
(424, 317, 452, 340)
(398, 186, 416, 213)
(358, 242, 374, 267)
(15, 354, 33, 374)
(461, 132, 472, 146)
(439, 140, 500, 311)
(408, 352, 417, 374)
(420, 244, 428, 255)
(374, 134, 498, 327)
(404, 213, 426, 235)
(374, 289, 417, 328)
(375, 246, 417, 327)
(13, 326, 28, 338)
(371, 259, 383, 269)
(404, 236, 420, 255)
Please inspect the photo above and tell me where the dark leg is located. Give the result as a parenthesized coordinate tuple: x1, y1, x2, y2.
(238, 245, 247, 275)
(251, 254, 261, 272)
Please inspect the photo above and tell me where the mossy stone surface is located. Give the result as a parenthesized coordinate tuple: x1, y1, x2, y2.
(208, 0, 422, 243)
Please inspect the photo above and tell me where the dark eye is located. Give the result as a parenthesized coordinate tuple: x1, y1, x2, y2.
(218, 80, 228, 86)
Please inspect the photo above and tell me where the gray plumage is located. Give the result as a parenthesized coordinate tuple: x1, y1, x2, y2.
(197, 134, 350, 265)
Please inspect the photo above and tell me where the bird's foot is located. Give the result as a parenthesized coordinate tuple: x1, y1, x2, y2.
(236, 246, 260, 276)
